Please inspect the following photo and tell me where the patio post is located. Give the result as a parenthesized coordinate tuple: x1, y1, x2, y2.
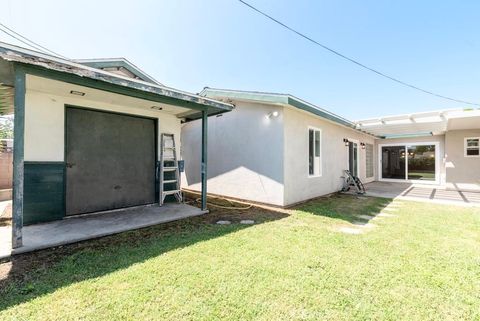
(201, 110, 208, 211)
(12, 65, 26, 248)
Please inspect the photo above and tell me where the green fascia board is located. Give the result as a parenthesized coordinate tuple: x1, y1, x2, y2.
(200, 88, 357, 129)
(78, 59, 160, 85)
(286, 96, 356, 129)
(12, 62, 233, 116)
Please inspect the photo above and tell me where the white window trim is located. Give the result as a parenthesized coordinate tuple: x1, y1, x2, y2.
(308, 126, 322, 178)
(464, 137, 480, 158)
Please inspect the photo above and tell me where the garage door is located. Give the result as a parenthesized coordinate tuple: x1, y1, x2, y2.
(65, 107, 156, 215)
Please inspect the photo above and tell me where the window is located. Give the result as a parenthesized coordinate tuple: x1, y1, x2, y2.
(465, 137, 480, 157)
(365, 143, 374, 178)
(308, 127, 321, 176)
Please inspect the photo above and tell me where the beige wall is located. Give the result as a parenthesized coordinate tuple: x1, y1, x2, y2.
(283, 107, 375, 206)
(445, 129, 480, 185)
(24, 89, 181, 162)
(374, 135, 445, 184)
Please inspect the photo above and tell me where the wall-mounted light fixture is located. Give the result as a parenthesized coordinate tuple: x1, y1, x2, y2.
(266, 111, 279, 119)
(70, 90, 85, 96)
(151, 106, 163, 111)
(360, 142, 366, 149)
(343, 138, 350, 146)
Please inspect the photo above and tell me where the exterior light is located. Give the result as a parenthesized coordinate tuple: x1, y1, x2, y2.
(343, 138, 349, 146)
(70, 90, 85, 96)
(267, 111, 279, 119)
(360, 142, 366, 149)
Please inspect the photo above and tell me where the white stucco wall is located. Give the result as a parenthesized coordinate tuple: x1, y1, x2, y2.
(24, 89, 181, 162)
(181, 101, 285, 205)
(445, 129, 480, 186)
(283, 107, 375, 206)
(374, 135, 446, 184)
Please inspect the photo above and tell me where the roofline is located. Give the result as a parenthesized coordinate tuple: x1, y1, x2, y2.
(0, 42, 233, 114)
(200, 87, 377, 137)
(74, 57, 161, 85)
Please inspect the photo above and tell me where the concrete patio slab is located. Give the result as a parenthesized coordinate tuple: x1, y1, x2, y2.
(1, 203, 207, 258)
(358, 182, 480, 207)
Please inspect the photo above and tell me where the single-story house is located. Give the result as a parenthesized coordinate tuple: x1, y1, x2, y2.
(0, 42, 233, 250)
(181, 88, 480, 206)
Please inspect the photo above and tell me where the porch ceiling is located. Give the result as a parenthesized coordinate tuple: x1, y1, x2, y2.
(27, 75, 193, 117)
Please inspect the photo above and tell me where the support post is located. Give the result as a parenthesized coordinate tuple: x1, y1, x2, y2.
(201, 110, 208, 211)
(12, 66, 26, 248)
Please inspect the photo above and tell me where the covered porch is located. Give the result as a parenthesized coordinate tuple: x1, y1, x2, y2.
(0, 42, 233, 255)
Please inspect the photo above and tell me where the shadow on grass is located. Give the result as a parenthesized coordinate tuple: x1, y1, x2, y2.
(294, 193, 393, 225)
(0, 200, 289, 311)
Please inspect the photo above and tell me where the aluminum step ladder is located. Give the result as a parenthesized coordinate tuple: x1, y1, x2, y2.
(159, 133, 183, 205)
(341, 170, 366, 194)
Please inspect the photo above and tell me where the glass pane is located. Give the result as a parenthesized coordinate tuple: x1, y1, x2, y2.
(407, 145, 435, 181)
(466, 148, 479, 156)
(308, 129, 314, 175)
(466, 139, 479, 147)
(366, 144, 374, 178)
(381, 146, 406, 179)
(314, 131, 320, 157)
(348, 142, 359, 176)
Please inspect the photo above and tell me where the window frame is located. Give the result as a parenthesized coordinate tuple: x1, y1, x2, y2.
(464, 137, 480, 158)
(308, 126, 322, 178)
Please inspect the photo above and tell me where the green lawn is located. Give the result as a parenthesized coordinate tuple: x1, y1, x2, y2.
(1, 195, 479, 320)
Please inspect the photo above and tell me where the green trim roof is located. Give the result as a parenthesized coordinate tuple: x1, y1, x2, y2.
(0, 42, 233, 120)
(75, 58, 161, 85)
(200, 88, 358, 129)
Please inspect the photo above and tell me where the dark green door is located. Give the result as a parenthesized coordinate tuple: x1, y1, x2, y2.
(65, 107, 156, 215)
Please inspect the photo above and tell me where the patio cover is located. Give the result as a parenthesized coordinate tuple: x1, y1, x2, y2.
(355, 108, 480, 138)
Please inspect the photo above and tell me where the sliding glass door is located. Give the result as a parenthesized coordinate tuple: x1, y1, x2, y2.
(380, 143, 437, 183)
(407, 145, 436, 181)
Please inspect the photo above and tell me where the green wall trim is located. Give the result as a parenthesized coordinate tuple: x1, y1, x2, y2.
(24, 162, 65, 225)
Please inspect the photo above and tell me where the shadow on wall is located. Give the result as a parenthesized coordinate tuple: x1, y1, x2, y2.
(181, 105, 283, 190)
(0, 200, 289, 310)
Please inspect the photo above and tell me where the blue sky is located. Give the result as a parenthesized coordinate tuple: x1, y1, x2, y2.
(1, 0, 479, 120)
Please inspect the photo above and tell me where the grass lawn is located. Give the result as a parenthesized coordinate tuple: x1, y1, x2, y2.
(1, 194, 479, 320)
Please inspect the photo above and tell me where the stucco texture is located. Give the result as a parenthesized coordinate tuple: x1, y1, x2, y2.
(283, 107, 375, 206)
(181, 101, 284, 205)
(182, 100, 375, 206)
(24, 76, 182, 162)
(445, 129, 480, 186)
